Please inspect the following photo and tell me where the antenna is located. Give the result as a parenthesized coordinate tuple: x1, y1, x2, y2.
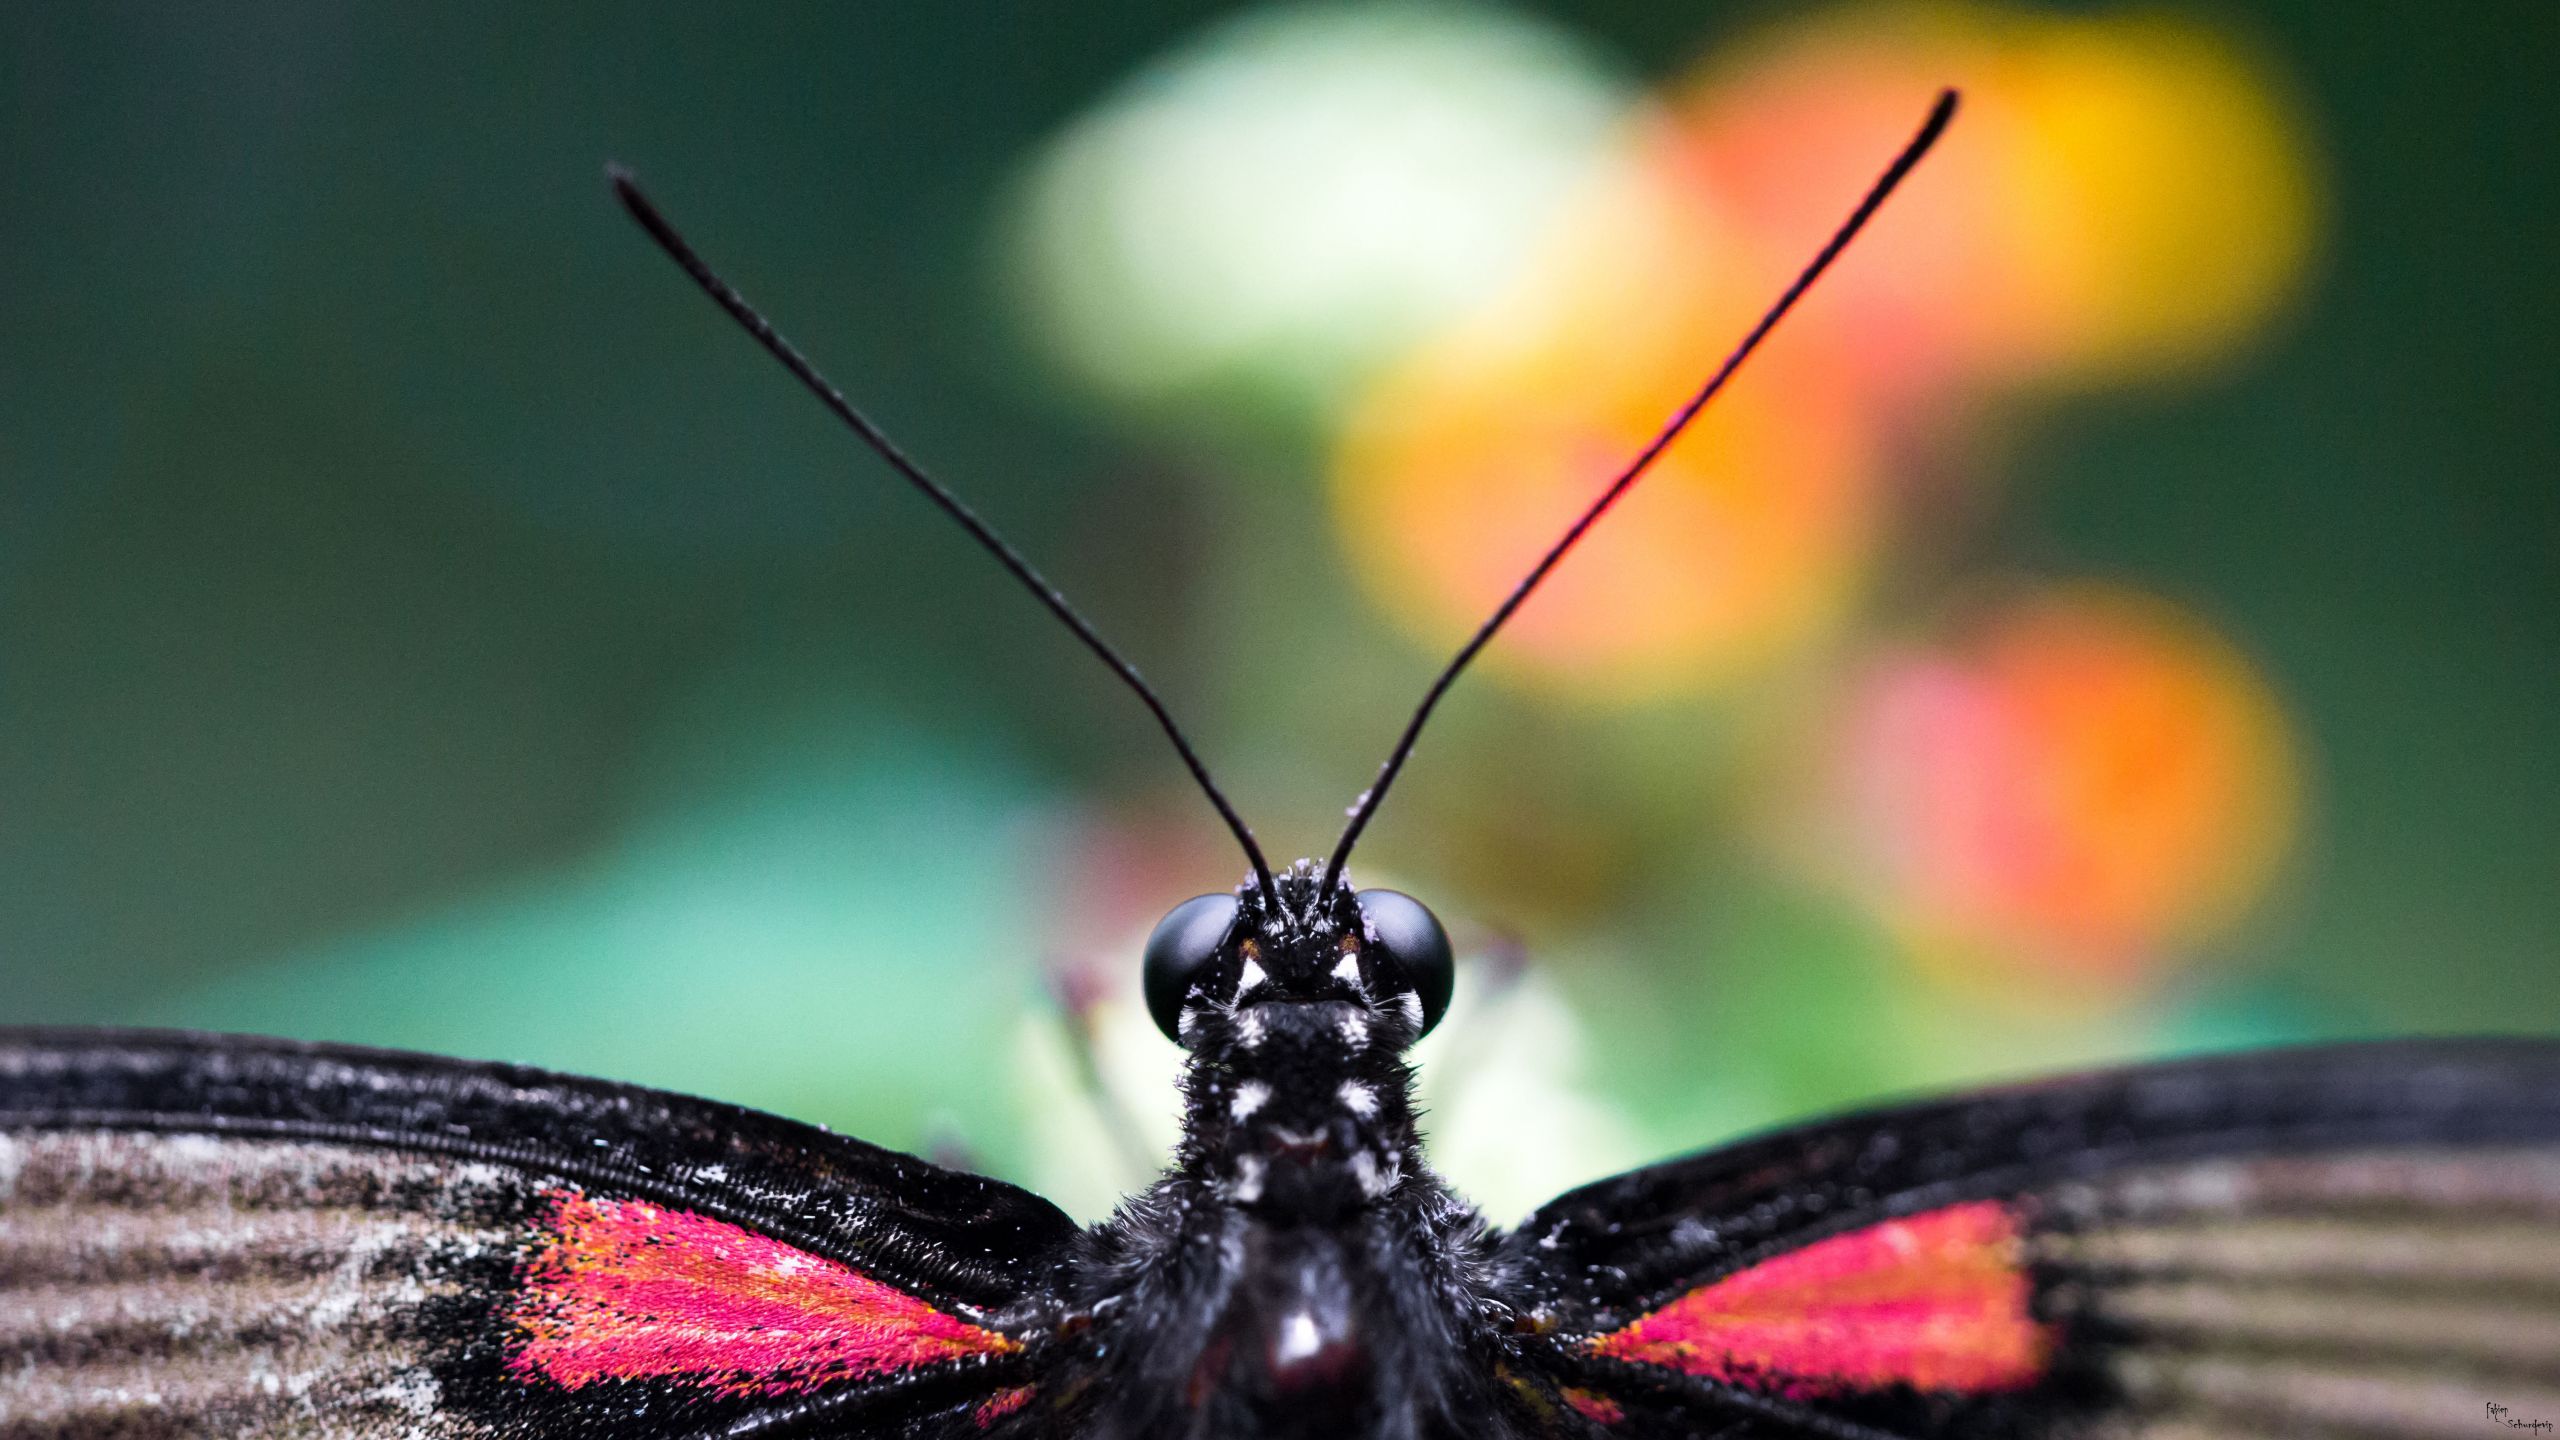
(1321, 89, 1959, 899)
(609, 167, 1284, 912)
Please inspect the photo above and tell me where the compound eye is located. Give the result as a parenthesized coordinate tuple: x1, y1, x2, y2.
(1142, 893, 1241, 1043)
(1353, 889, 1454, 1036)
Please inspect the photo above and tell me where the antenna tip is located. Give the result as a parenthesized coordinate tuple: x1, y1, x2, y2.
(604, 163, 650, 217)
(605, 164, 677, 244)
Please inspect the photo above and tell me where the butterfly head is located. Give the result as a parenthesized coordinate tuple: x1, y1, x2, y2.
(1141, 859, 1454, 1053)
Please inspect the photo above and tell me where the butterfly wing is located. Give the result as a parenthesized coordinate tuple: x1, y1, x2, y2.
(1490, 1040, 2560, 1440)
(0, 1028, 1081, 1439)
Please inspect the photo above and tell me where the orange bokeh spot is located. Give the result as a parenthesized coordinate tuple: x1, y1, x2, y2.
(1332, 126, 1883, 701)
(1671, 2, 2317, 395)
(1817, 586, 2295, 990)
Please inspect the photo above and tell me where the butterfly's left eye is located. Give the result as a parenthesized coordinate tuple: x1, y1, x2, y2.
(1354, 889, 1453, 1036)
(1143, 893, 1241, 1042)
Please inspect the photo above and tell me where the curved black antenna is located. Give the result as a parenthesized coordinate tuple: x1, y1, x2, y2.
(608, 166, 1284, 911)
(1321, 88, 1959, 898)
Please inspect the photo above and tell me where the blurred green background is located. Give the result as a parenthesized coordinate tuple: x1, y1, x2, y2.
(4, 2, 2552, 1221)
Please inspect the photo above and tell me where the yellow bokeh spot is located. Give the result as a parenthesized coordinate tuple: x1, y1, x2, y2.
(2001, 13, 2320, 381)
(1675, 1, 2319, 391)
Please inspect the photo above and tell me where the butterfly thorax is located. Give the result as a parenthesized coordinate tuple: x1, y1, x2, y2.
(1178, 995, 1420, 1220)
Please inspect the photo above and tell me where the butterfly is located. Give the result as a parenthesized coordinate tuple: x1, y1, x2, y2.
(5, 89, 2556, 1440)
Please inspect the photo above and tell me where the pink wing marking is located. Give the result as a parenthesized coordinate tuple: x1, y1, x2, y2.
(1560, 1385, 1628, 1423)
(973, 1384, 1037, 1427)
(508, 1190, 1017, 1397)
(1585, 1199, 2050, 1398)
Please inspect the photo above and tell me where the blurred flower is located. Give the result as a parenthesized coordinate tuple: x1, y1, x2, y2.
(1008, 805, 1227, 1220)
(2014, 14, 2317, 379)
(1005, 2, 1631, 420)
(1798, 585, 2297, 995)
(1326, 0, 2316, 701)
(1409, 963, 1651, 1223)
(1673, 2, 2318, 394)
(1013, 978, 1186, 1224)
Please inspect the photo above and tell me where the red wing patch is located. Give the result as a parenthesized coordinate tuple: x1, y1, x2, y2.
(1559, 1385, 1627, 1424)
(508, 1190, 1017, 1397)
(972, 1384, 1037, 1427)
(1585, 1200, 2050, 1398)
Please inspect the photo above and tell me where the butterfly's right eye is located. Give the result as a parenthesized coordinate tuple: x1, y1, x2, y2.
(1142, 893, 1241, 1042)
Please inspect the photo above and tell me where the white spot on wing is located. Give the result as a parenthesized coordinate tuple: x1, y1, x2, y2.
(377, 1366, 445, 1420)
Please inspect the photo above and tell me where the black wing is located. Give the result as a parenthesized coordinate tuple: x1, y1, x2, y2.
(1491, 1040, 2560, 1440)
(0, 1028, 1082, 1439)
